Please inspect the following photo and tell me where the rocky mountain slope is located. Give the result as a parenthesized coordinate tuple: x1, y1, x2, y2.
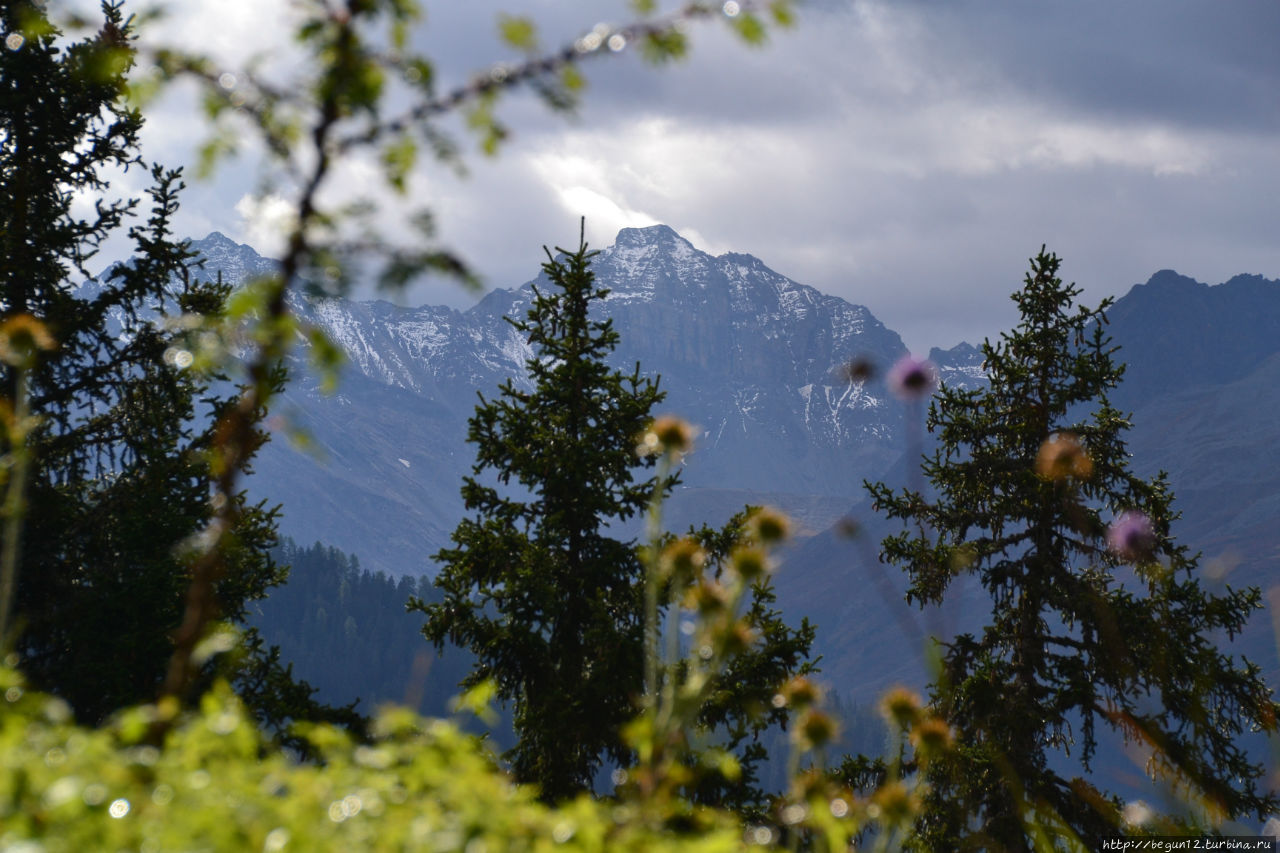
(196, 225, 929, 576)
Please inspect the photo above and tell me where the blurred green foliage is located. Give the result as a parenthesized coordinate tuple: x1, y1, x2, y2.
(0, 663, 755, 851)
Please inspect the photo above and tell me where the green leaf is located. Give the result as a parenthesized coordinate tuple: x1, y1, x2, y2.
(466, 98, 508, 157)
(729, 12, 768, 46)
(561, 64, 585, 94)
(380, 134, 418, 193)
(497, 14, 538, 52)
(450, 679, 499, 726)
(641, 28, 689, 64)
(769, 0, 797, 28)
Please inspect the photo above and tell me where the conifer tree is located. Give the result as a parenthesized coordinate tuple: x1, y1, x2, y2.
(866, 249, 1278, 849)
(416, 229, 667, 801)
(0, 0, 347, 734)
(417, 228, 816, 805)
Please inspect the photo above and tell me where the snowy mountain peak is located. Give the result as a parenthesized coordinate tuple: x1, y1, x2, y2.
(189, 232, 278, 284)
(266, 224, 913, 504)
(597, 224, 706, 292)
(612, 223, 694, 250)
(198, 231, 242, 248)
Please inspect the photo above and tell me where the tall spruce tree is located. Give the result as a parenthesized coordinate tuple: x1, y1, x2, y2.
(416, 230, 667, 801)
(866, 250, 1278, 849)
(416, 228, 816, 805)
(0, 0, 348, 735)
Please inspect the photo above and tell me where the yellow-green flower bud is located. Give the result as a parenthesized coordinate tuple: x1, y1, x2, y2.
(722, 621, 757, 656)
(660, 537, 706, 584)
(879, 686, 922, 730)
(870, 780, 919, 825)
(909, 715, 953, 763)
(0, 314, 56, 368)
(685, 578, 730, 615)
(797, 708, 838, 749)
(730, 546, 769, 581)
(780, 675, 821, 711)
(747, 507, 790, 544)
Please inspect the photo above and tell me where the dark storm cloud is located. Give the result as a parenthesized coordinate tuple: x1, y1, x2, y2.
(912, 0, 1280, 134)
(148, 1, 1280, 353)
(418, 1, 1280, 134)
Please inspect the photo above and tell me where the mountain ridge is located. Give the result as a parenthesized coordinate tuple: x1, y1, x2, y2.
(134, 230, 1279, 625)
(188, 225, 917, 577)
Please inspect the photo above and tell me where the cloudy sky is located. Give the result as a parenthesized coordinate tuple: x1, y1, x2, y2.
(132, 0, 1280, 353)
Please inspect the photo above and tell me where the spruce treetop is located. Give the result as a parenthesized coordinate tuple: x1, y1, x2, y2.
(417, 226, 669, 801)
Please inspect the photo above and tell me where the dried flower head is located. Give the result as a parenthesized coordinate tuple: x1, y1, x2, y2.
(1108, 510, 1157, 562)
(747, 506, 791, 544)
(660, 537, 706, 584)
(730, 546, 769, 581)
(887, 354, 938, 401)
(636, 415, 694, 457)
(879, 685, 922, 729)
(722, 621, 758, 656)
(837, 355, 876, 384)
(796, 708, 839, 749)
(835, 516, 861, 538)
(870, 780, 920, 825)
(0, 314, 56, 367)
(780, 675, 821, 711)
(685, 577, 731, 615)
(909, 715, 953, 762)
(1036, 432, 1093, 481)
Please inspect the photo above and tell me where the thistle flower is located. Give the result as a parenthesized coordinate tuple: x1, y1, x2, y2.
(1122, 800, 1153, 828)
(869, 780, 920, 825)
(1035, 432, 1093, 481)
(1108, 510, 1157, 562)
(908, 715, 953, 763)
(746, 506, 790, 544)
(659, 537, 706, 584)
(774, 675, 821, 711)
(730, 546, 769, 581)
(879, 685, 922, 729)
(685, 577, 730, 615)
(796, 708, 839, 749)
(887, 354, 938, 401)
(836, 355, 875, 384)
(0, 314, 56, 367)
(636, 415, 694, 457)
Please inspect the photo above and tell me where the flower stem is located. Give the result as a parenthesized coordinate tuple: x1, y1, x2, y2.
(1, 367, 33, 647)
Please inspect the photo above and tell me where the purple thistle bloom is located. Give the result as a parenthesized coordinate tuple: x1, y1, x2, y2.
(887, 354, 939, 401)
(1108, 511, 1157, 562)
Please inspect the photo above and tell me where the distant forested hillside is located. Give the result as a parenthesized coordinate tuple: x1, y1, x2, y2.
(249, 540, 887, 790)
(245, 540, 471, 720)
